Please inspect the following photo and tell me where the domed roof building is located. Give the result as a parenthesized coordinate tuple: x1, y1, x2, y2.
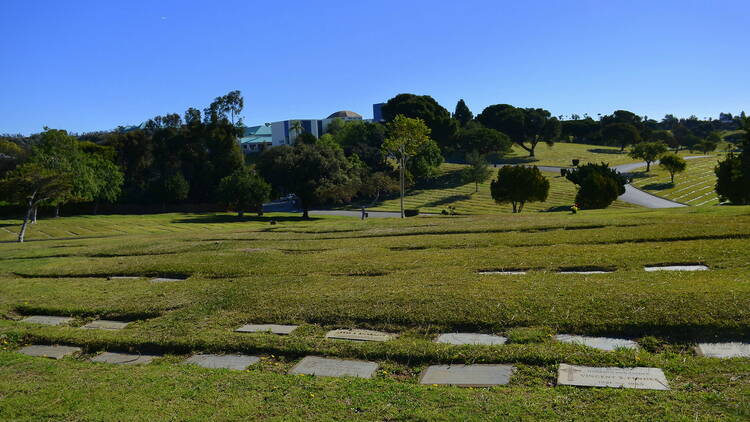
(326, 110, 362, 119)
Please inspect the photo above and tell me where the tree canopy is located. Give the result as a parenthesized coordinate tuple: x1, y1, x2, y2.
(566, 163, 627, 209)
(629, 141, 667, 172)
(490, 165, 550, 213)
(453, 99, 473, 127)
(659, 154, 687, 184)
(477, 105, 561, 157)
(381, 94, 457, 152)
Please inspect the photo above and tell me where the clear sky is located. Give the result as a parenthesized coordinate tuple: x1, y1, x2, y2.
(1, 0, 748, 135)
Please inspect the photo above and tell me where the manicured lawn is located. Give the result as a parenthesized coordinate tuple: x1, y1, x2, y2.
(631, 156, 723, 206)
(1, 207, 749, 420)
(499, 142, 637, 167)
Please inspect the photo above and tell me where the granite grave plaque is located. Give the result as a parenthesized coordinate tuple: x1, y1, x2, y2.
(557, 364, 669, 390)
(325, 329, 395, 342)
(435, 333, 507, 346)
(419, 364, 514, 387)
(18, 345, 81, 359)
(183, 354, 260, 370)
(235, 324, 299, 335)
(695, 342, 750, 359)
(644, 264, 708, 272)
(555, 334, 638, 351)
(289, 356, 378, 378)
(20, 315, 73, 326)
(82, 320, 130, 330)
(91, 352, 157, 365)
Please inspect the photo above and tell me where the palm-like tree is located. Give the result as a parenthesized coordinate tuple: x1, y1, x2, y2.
(290, 120, 304, 144)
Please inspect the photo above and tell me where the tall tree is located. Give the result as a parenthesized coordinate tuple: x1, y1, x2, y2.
(601, 123, 641, 151)
(0, 163, 71, 242)
(659, 154, 687, 183)
(629, 141, 668, 172)
(381, 94, 457, 152)
(382, 115, 433, 218)
(218, 169, 271, 217)
(453, 99, 473, 127)
(455, 123, 512, 157)
(477, 105, 561, 157)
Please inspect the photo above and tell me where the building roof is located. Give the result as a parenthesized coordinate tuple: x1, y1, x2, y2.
(243, 125, 272, 137)
(326, 110, 362, 119)
(240, 136, 273, 144)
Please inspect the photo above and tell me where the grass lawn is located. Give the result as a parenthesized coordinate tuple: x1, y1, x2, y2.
(364, 163, 634, 215)
(499, 142, 638, 167)
(630, 156, 723, 206)
(1, 207, 750, 420)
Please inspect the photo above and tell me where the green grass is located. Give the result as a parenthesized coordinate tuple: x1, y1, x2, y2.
(364, 163, 634, 215)
(500, 142, 639, 167)
(631, 156, 723, 206)
(1, 208, 750, 420)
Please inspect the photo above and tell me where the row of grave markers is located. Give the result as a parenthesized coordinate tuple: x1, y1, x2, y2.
(479, 264, 709, 275)
(18, 317, 750, 359)
(15, 344, 670, 390)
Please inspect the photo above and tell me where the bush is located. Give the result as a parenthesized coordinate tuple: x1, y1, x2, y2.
(715, 152, 750, 204)
(490, 165, 550, 213)
(404, 209, 420, 217)
(566, 163, 627, 209)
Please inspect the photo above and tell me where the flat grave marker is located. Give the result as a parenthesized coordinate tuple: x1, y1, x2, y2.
(557, 364, 669, 390)
(183, 354, 260, 370)
(18, 345, 82, 359)
(695, 342, 750, 359)
(289, 356, 378, 378)
(150, 277, 186, 283)
(554, 334, 638, 351)
(20, 315, 73, 326)
(419, 364, 514, 387)
(325, 329, 395, 342)
(557, 269, 614, 274)
(435, 333, 507, 346)
(235, 324, 299, 335)
(91, 352, 158, 365)
(644, 264, 708, 272)
(82, 320, 130, 330)
(108, 276, 142, 280)
(478, 270, 527, 275)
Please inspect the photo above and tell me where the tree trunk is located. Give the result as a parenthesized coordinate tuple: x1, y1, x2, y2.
(399, 152, 405, 218)
(31, 206, 38, 224)
(302, 208, 309, 219)
(93, 201, 99, 215)
(18, 199, 34, 243)
(55, 204, 60, 218)
(646, 161, 651, 172)
(238, 210, 244, 217)
(512, 202, 517, 213)
(475, 182, 479, 193)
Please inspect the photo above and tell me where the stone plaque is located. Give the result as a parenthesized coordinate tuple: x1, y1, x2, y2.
(644, 264, 708, 272)
(478, 270, 527, 275)
(419, 364, 514, 387)
(325, 329, 395, 342)
(557, 364, 669, 390)
(91, 352, 157, 365)
(108, 276, 142, 280)
(18, 345, 82, 359)
(150, 277, 185, 283)
(20, 315, 73, 326)
(289, 356, 378, 378)
(554, 334, 638, 351)
(82, 320, 130, 330)
(183, 354, 260, 370)
(695, 342, 750, 359)
(235, 324, 299, 335)
(435, 333, 507, 346)
(557, 270, 613, 274)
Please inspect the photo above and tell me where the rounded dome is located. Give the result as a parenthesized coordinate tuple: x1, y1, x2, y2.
(327, 110, 362, 119)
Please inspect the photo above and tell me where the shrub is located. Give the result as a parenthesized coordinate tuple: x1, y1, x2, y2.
(404, 209, 420, 217)
(490, 166, 550, 213)
(566, 163, 627, 209)
(715, 153, 750, 204)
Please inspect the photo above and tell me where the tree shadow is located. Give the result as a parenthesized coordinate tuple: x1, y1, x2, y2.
(642, 182, 674, 191)
(628, 172, 652, 180)
(587, 148, 626, 155)
(493, 156, 539, 165)
(423, 194, 472, 208)
(542, 205, 572, 212)
(171, 214, 321, 224)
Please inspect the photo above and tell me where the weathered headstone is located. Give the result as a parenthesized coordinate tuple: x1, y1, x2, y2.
(435, 333, 507, 346)
(419, 364, 514, 387)
(557, 364, 669, 390)
(554, 334, 638, 351)
(91, 352, 157, 365)
(695, 342, 750, 359)
(82, 320, 130, 330)
(150, 277, 185, 283)
(289, 356, 378, 378)
(644, 264, 708, 272)
(325, 329, 395, 342)
(18, 345, 81, 359)
(183, 354, 260, 370)
(235, 324, 299, 335)
(20, 315, 73, 326)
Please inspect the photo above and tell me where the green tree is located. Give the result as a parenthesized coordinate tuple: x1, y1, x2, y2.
(257, 143, 361, 219)
(0, 163, 72, 242)
(659, 154, 687, 183)
(628, 141, 668, 172)
(566, 163, 627, 209)
(152, 173, 190, 208)
(218, 169, 271, 217)
(453, 99, 473, 127)
(382, 115, 433, 218)
(455, 123, 512, 157)
(490, 165, 550, 213)
(601, 123, 641, 151)
(381, 94, 457, 152)
(461, 151, 492, 193)
(477, 105, 561, 157)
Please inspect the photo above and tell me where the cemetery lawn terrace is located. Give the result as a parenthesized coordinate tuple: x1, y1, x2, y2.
(1, 207, 749, 421)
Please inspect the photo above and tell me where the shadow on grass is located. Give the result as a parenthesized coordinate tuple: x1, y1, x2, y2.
(423, 194, 472, 208)
(643, 182, 674, 191)
(494, 156, 539, 165)
(171, 214, 321, 224)
(587, 148, 626, 155)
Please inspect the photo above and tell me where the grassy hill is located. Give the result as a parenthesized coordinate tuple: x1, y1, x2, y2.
(631, 156, 723, 206)
(1, 207, 750, 420)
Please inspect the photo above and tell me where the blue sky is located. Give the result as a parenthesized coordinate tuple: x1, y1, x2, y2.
(1, 0, 748, 135)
